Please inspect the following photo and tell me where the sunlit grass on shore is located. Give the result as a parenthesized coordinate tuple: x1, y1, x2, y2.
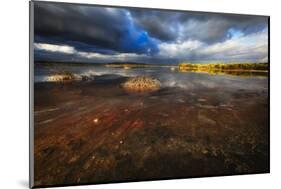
(179, 62, 268, 71)
(178, 62, 268, 77)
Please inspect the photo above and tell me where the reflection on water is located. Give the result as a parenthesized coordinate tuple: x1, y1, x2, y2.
(35, 64, 268, 90)
(34, 64, 269, 187)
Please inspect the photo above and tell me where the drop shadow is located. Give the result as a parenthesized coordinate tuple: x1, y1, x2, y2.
(18, 180, 29, 188)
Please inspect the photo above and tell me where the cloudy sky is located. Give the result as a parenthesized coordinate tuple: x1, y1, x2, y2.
(33, 2, 269, 64)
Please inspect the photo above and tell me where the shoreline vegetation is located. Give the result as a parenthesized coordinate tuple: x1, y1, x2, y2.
(178, 62, 268, 71)
(35, 61, 268, 69)
(36, 61, 268, 79)
(178, 62, 268, 77)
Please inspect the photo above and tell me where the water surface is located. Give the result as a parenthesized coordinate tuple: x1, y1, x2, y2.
(34, 64, 269, 186)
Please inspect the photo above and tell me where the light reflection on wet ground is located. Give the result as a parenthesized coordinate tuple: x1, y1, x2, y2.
(34, 65, 269, 187)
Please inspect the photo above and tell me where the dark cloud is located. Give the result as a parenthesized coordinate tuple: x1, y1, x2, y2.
(130, 9, 179, 41)
(130, 9, 268, 44)
(34, 2, 159, 55)
(181, 13, 268, 44)
(33, 2, 268, 63)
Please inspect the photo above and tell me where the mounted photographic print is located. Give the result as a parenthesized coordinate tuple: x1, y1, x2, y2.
(29, 1, 270, 188)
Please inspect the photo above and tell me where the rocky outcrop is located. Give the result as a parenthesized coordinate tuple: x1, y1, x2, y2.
(122, 76, 161, 92)
(46, 71, 79, 82)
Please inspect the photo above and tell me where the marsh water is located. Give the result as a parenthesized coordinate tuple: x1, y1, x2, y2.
(34, 64, 269, 187)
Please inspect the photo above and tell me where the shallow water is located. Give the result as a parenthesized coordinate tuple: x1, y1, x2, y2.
(33, 64, 269, 187)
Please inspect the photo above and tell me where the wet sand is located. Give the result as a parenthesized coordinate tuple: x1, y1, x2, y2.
(33, 70, 269, 187)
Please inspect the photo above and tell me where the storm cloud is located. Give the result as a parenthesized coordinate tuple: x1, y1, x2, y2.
(33, 1, 269, 64)
(131, 10, 267, 44)
(34, 3, 158, 55)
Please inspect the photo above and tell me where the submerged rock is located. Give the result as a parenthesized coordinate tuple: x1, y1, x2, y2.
(122, 76, 161, 92)
(81, 75, 95, 81)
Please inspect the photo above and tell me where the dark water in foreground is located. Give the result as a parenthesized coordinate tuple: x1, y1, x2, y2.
(34, 64, 269, 187)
